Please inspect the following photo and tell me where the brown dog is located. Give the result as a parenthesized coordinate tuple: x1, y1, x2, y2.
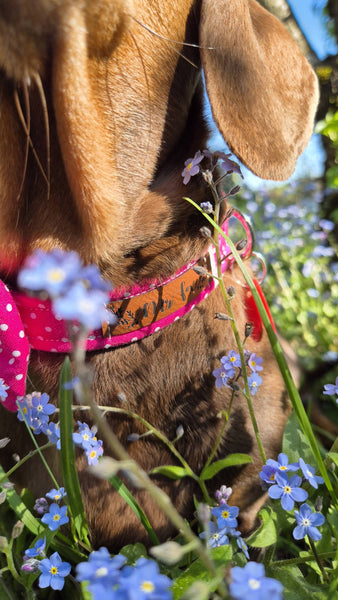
(0, 0, 318, 550)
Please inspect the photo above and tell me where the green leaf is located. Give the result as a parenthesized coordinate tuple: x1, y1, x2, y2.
(59, 357, 90, 544)
(109, 475, 159, 546)
(0, 478, 44, 537)
(245, 506, 277, 548)
(0, 469, 84, 563)
(149, 466, 190, 480)
(200, 454, 252, 480)
(282, 411, 314, 465)
(119, 542, 148, 564)
(172, 546, 232, 600)
(327, 452, 338, 468)
(267, 564, 329, 600)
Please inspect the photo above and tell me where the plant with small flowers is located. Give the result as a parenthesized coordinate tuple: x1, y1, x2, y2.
(0, 149, 337, 600)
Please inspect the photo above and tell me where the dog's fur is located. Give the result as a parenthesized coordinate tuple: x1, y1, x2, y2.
(0, 0, 318, 550)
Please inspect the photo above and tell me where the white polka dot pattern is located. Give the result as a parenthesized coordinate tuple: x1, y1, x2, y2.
(0, 281, 30, 412)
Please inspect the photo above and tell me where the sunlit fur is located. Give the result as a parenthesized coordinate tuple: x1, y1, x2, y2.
(0, 0, 318, 550)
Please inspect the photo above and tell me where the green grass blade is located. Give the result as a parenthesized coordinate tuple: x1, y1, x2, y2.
(185, 197, 338, 507)
(109, 475, 159, 545)
(59, 357, 91, 545)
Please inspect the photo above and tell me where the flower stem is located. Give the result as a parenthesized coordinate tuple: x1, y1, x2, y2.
(208, 184, 266, 465)
(307, 536, 329, 582)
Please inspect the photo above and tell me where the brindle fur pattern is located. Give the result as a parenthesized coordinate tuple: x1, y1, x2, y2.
(0, 0, 318, 550)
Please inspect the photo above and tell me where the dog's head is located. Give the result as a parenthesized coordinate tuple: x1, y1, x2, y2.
(0, 0, 318, 283)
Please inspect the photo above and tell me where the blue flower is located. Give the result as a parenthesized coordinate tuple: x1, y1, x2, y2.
(31, 393, 55, 422)
(38, 551, 71, 591)
(211, 504, 239, 529)
(73, 421, 98, 450)
(53, 281, 115, 330)
(182, 151, 204, 184)
(119, 557, 172, 600)
(248, 372, 263, 396)
(293, 503, 325, 541)
(323, 377, 338, 397)
(199, 521, 229, 548)
(298, 458, 324, 489)
(222, 351, 241, 372)
(213, 151, 243, 178)
(231, 529, 250, 559)
(230, 562, 283, 599)
(76, 548, 126, 597)
(45, 488, 67, 502)
(0, 379, 9, 401)
(85, 441, 104, 466)
(41, 503, 69, 531)
(18, 249, 83, 297)
(268, 472, 308, 511)
(24, 537, 46, 559)
(81, 264, 112, 292)
(17, 398, 33, 426)
(266, 453, 299, 474)
(260, 464, 278, 485)
(212, 367, 231, 389)
(248, 353, 263, 372)
(30, 417, 44, 435)
(40, 421, 61, 449)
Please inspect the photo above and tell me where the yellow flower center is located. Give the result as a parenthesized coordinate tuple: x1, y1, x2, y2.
(140, 580, 155, 593)
(90, 450, 96, 459)
(50, 566, 58, 575)
(186, 162, 193, 171)
(280, 466, 287, 470)
(284, 486, 291, 494)
(222, 510, 229, 519)
(48, 269, 65, 282)
(53, 514, 60, 522)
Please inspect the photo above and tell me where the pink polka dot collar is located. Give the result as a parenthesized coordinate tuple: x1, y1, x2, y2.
(0, 212, 263, 412)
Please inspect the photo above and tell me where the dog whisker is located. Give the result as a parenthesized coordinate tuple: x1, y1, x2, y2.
(33, 72, 51, 201)
(13, 84, 30, 216)
(14, 79, 49, 190)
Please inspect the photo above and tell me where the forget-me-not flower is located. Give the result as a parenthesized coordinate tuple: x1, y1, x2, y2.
(298, 458, 324, 489)
(41, 503, 69, 531)
(230, 561, 283, 599)
(211, 503, 239, 529)
(268, 472, 308, 511)
(38, 552, 71, 591)
(293, 503, 325, 541)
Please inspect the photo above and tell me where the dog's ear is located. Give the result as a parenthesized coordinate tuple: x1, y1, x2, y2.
(199, 0, 319, 181)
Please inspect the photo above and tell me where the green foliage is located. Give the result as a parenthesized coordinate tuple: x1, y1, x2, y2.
(59, 358, 90, 545)
(234, 180, 338, 372)
(316, 111, 338, 189)
(200, 454, 252, 481)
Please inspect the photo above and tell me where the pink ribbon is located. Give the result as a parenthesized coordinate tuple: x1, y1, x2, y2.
(0, 281, 30, 411)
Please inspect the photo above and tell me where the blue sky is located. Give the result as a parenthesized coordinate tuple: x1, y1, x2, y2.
(288, 0, 337, 60)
